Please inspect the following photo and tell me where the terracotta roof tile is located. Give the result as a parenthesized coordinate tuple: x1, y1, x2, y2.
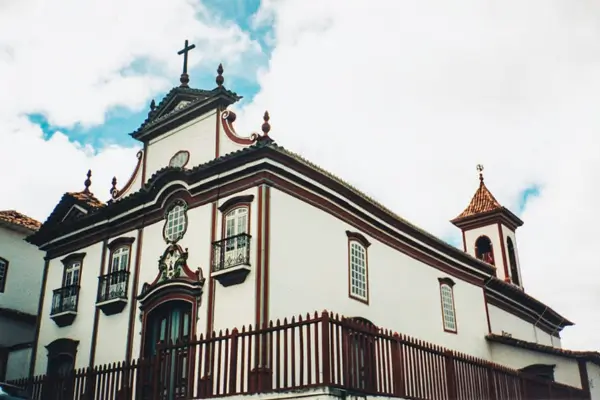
(67, 191, 105, 209)
(0, 210, 42, 231)
(454, 178, 502, 220)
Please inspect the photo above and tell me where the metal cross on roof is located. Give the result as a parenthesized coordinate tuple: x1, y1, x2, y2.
(177, 39, 196, 75)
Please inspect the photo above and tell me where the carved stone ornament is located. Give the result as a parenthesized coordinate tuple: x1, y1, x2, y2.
(158, 244, 188, 282)
(138, 244, 206, 320)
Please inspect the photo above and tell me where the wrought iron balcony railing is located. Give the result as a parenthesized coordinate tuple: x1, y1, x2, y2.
(211, 233, 251, 273)
(51, 285, 80, 315)
(97, 270, 130, 303)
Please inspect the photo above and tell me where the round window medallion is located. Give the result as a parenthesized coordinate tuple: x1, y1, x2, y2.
(169, 151, 190, 168)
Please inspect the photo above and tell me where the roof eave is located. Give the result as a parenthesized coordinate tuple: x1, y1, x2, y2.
(0, 219, 39, 236)
(130, 89, 242, 142)
(485, 277, 574, 328)
(451, 207, 524, 230)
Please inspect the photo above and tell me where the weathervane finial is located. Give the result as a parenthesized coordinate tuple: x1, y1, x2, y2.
(177, 39, 196, 87)
(476, 164, 484, 183)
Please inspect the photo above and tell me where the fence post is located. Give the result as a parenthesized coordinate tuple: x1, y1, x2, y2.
(321, 311, 331, 386)
(152, 343, 163, 400)
(391, 334, 405, 397)
(229, 328, 239, 394)
(444, 350, 457, 399)
(486, 365, 497, 400)
(84, 366, 95, 400)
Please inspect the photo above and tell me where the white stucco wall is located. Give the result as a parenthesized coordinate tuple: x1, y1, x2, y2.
(587, 362, 600, 399)
(211, 188, 260, 332)
(269, 188, 492, 360)
(0, 226, 45, 315)
(34, 242, 103, 374)
(463, 225, 505, 280)
(93, 232, 141, 366)
(5, 347, 32, 381)
(145, 111, 218, 181)
(487, 304, 558, 346)
(488, 342, 582, 389)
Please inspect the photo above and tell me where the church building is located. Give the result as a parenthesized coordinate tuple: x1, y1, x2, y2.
(22, 42, 600, 399)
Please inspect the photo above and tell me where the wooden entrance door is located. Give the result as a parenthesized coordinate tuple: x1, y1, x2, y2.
(143, 301, 192, 399)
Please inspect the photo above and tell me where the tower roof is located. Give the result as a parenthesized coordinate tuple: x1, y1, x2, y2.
(454, 174, 502, 219)
(451, 165, 523, 230)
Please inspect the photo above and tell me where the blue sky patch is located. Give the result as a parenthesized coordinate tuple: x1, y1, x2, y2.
(518, 185, 541, 213)
(31, 1, 272, 151)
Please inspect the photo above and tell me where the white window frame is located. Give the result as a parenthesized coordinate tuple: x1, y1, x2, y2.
(349, 241, 368, 302)
(439, 282, 457, 333)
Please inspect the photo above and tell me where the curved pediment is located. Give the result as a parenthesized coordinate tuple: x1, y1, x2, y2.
(138, 244, 206, 308)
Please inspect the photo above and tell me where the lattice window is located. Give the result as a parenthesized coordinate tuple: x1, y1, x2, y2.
(440, 284, 457, 332)
(349, 242, 368, 301)
(164, 202, 187, 243)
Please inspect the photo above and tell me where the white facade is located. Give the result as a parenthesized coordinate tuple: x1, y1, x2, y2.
(0, 215, 45, 381)
(27, 80, 596, 397)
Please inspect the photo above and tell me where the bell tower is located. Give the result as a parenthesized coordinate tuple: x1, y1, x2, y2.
(451, 165, 525, 288)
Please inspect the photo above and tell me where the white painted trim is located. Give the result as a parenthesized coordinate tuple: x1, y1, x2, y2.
(211, 264, 250, 278)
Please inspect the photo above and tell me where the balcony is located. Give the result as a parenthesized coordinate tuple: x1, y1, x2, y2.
(50, 285, 79, 327)
(96, 270, 130, 316)
(211, 233, 251, 286)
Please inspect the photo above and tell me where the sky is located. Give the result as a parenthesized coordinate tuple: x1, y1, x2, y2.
(1, 0, 599, 352)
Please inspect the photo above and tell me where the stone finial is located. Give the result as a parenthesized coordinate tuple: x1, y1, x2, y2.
(261, 111, 271, 136)
(111, 176, 117, 197)
(83, 170, 92, 193)
(150, 99, 156, 111)
(216, 63, 224, 87)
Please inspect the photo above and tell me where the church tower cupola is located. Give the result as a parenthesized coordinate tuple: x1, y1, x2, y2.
(451, 165, 524, 288)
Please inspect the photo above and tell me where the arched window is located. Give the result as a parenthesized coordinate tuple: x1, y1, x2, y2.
(346, 231, 370, 303)
(438, 278, 457, 333)
(507, 237, 520, 286)
(475, 236, 495, 265)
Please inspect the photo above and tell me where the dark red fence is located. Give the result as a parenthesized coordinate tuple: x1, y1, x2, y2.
(11, 311, 588, 400)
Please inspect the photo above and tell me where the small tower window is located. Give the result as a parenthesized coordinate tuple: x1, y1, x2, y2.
(475, 236, 495, 265)
(507, 237, 520, 286)
(438, 278, 457, 333)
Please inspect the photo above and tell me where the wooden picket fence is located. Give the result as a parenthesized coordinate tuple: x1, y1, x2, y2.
(11, 311, 588, 400)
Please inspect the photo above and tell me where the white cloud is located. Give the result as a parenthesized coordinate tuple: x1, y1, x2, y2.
(0, 0, 262, 219)
(238, 0, 600, 350)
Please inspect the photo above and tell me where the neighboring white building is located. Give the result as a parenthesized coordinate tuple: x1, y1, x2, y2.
(0, 210, 44, 381)
(23, 52, 599, 398)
